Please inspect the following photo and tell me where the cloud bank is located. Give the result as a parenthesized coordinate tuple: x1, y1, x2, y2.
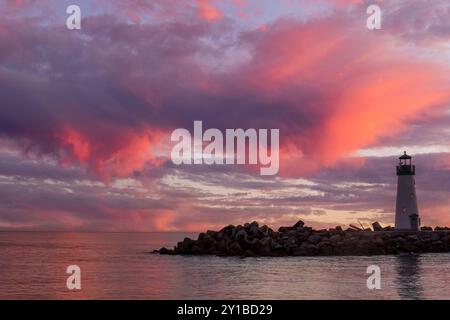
(0, 0, 449, 230)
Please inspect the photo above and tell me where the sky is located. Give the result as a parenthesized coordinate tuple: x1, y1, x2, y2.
(1, 0, 450, 231)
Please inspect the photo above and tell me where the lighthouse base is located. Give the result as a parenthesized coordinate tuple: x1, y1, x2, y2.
(395, 175, 420, 230)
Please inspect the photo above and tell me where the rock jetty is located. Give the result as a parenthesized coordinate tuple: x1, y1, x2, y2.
(154, 221, 450, 257)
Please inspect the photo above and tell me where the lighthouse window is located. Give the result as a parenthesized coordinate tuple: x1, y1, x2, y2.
(402, 208, 407, 213)
(410, 193, 414, 198)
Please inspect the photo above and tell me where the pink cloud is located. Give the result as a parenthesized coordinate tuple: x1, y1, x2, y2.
(55, 125, 168, 182)
(197, 0, 223, 22)
(234, 17, 450, 174)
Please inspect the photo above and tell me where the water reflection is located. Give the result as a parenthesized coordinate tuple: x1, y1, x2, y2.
(395, 254, 424, 300)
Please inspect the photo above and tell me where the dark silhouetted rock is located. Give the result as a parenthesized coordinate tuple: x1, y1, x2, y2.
(235, 229, 248, 244)
(372, 222, 383, 232)
(219, 224, 235, 236)
(215, 240, 227, 253)
(349, 224, 363, 231)
(407, 235, 419, 241)
(191, 246, 204, 254)
(278, 226, 296, 232)
(431, 233, 441, 242)
(159, 247, 170, 254)
(181, 238, 196, 253)
(293, 220, 305, 228)
(307, 234, 322, 245)
(154, 220, 450, 257)
(206, 230, 218, 238)
(244, 250, 256, 257)
(318, 242, 334, 255)
(329, 234, 342, 243)
(198, 234, 214, 249)
(229, 242, 244, 255)
(292, 243, 317, 256)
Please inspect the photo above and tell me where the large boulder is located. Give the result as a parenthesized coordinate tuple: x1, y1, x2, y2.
(229, 242, 244, 255)
(181, 238, 196, 253)
(250, 238, 271, 256)
(372, 222, 383, 232)
(244, 221, 259, 229)
(293, 220, 305, 228)
(329, 226, 344, 236)
(235, 229, 248, 242)
(329, 234, 342, 243)
(197, 232, 206, 241)
(206, 230, 218, 239)
(318, 242, 334, 255)
(248, 225, 262, 239)
(432, 241, 444, 250)
(214, 240, 228, 253)
(191, 246, 205, 254)
(373, 236, 384, 246)
(216, 231, 226, 241)
(259, 225, 270, 237)
(158, 247, 170, 254)
(431, 233, 441, 242)
(231, 225, 242, 239)
(197, 234, 214, 250)
(278, 226, 296, 232)
(292, 243, 318, 256)
(244, 250, 256, 257)
(296, 233, 309, 242)
(249, 221, 259, 228)
(219, 224, 235, 236)
(307, 234, 322, 245)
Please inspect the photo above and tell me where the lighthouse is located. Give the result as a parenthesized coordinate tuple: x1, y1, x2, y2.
(395, 152, 420, 230)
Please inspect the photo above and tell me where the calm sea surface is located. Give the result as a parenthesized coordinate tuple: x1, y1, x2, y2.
(0, 232, 449, 299)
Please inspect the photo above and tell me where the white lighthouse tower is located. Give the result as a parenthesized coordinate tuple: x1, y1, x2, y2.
(395, 152, 420, 230)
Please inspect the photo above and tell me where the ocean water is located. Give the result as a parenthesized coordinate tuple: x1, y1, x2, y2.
(0, 232, 449, 300)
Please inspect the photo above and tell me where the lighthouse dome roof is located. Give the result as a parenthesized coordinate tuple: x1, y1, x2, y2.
(399, 151, 412, 160)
